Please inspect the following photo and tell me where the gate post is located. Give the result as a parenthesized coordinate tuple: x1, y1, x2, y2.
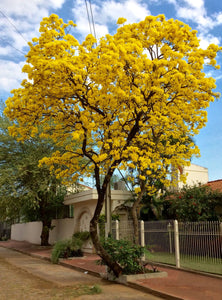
(115, 220, 119, 240)
(140, 220, 145, 261)
(174, 220, 180, 268)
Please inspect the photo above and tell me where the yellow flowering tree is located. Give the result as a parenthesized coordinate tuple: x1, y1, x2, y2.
(128, 135, 196, 245)
(5, 14, 221, 276)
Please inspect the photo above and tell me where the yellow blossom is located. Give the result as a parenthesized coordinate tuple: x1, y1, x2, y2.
(117, 17, 127, 25)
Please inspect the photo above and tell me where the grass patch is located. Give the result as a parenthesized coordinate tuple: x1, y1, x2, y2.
(180, 256, 222, 275)
(49, 285, 102, 299)
(145, 249, 175, 265)
(145, 249, 222, 275)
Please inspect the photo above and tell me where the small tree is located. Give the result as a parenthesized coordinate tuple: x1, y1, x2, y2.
(0, 107, 71, 245)
(5, 14, 221, 276)
(128, 136, 196, 244)
(126, 164, 168, 244)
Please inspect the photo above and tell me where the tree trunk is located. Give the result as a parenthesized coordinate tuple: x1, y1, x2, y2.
(40, 219, 51, 246)
(90, 190, 123, 277)
(131, 184, 146, 245)
(132, 202, 140, 245)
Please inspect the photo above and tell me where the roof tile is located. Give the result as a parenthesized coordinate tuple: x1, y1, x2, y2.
(206, 179, 222, 192)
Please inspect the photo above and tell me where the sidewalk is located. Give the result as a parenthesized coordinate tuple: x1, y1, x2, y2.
(0, 240, 221, 300)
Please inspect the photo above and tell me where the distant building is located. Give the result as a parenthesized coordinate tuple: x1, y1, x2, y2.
(171, 163, 209, 190)
(178, 163, 209, 188)
(66, 183, 93, 195)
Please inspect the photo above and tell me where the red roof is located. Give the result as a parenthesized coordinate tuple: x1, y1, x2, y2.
(206, 179, 222, 193)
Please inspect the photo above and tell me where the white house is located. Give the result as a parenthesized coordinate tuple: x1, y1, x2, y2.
(172, 163, 208, 190)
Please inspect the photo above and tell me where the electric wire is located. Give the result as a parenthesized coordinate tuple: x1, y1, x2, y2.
(84, 0, 97, 46)
(0, 10, 28, 43)
(0, 10, 27, 57)
(0, 37, 26, 56)
(84, 0, 93, 36)
(88, 0, 97, 41)
(117, 168, 134, 195)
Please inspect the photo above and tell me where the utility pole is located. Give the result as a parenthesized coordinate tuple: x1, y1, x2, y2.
(105, 182, 112, 236)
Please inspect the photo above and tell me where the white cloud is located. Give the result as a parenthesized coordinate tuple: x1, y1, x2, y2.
(72, 0, 150, 39)
(175, 1, 209, 28)
(199, 34, 220, 49)
(183, 0, 204, 9)
(167, 0, 176, 4)
(168, 0, 222, 31)
(71, 0, 98, 38)
(214, 12, 222, 26)
(167, 0, 222, 48)
(1, 0, 48, 22)
(0, 60, 26, 92)
(1, 0, 221, 95)
(1, 0, 65, 19)
(0, 0, 66, 92)
(96, 0, 150, 24)
(0, 46, 13, 56)
(0, 0, 67, 53)
(48, 0, 65, 9)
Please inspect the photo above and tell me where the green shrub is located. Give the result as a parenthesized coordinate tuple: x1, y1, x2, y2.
(98, 214, 106, 239)
(89, 285, 102, 294)
(0, 235, 8, 241)
(51, 239, 72, 263)
(98, 214, 120, 239)
(99, 237, 145, 275)
(51, 231, 90, 263)
(164, 185, 222, 221)
(73, 231, 90, 241)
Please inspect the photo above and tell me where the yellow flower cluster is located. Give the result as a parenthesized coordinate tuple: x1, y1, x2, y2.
(4, 14, 221, 191)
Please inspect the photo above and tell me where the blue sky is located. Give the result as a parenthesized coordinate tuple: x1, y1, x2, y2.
(0, 0, 222, 181)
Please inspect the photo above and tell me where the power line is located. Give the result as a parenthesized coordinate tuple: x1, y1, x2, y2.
(88, 0, 97, 41)
(84, 0, 93, 36)
(0, 10, 28, 43)
(0, 37, 26, 56)
(84, 0, 97, 45)
(117, 168, 134, 195)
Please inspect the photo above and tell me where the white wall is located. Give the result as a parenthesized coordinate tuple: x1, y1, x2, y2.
(11, 189, 133, 246)
(178, 163, 209, 189)
(11, 221, 42, 244)
(11, 218, 75, 245)
(49, 218, 75, 244)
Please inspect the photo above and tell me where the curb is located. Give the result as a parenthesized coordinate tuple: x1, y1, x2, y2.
(150, 261, 222, 280)
(127, 281, 184, 300)
(59, 260, 102, 278)
(0, 244, 198, 300)
(58, 261, 184, 300)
